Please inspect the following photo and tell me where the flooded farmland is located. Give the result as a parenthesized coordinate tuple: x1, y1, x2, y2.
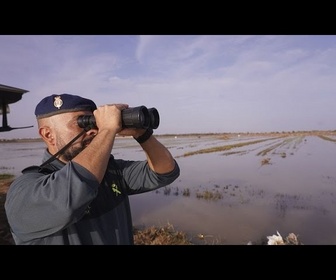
(1, 131, 336, 244)
(128, 132, 336, 245)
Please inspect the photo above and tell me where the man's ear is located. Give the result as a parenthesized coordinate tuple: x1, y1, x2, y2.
(39, 126, 55, 145)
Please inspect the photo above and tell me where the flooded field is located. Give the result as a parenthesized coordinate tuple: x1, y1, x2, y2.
(1, 131, 336, 244)
(129, 132, 336, 245)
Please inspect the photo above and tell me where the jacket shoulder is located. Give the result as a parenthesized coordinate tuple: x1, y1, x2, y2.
(22, 165, 55, 175)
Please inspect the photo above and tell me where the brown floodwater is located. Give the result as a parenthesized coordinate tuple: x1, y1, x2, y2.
(1, 133, 336, 244)
(128, 134, 336, 245)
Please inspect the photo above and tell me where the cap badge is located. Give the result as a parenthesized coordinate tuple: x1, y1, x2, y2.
(54, 96, 63, 109)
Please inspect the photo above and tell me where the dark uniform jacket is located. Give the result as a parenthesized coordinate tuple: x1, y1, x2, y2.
(5, 150, 180, 245)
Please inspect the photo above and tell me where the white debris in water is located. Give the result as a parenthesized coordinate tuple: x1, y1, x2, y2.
(267, 231, 285, 245)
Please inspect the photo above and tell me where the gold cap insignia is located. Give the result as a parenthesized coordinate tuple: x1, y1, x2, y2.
(54, 96, 63, 109)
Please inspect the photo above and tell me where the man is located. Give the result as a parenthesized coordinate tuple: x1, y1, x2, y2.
(5, 93, 180, 245)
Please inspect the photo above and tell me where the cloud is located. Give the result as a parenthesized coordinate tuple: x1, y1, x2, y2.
(1, 35, 336, 138)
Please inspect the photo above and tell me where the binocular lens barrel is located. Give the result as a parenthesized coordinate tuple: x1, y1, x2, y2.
(77, 105, 160, 130)
(148, 108, 160, 129)
(122, 106, 150, 129)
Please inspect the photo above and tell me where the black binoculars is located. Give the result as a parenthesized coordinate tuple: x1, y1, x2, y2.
(77, 105, 160, 130)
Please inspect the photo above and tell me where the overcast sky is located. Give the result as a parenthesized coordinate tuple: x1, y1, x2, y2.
(1, 35, 336, 139)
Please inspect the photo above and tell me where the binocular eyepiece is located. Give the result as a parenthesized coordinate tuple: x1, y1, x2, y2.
(77, 105, 160, 130)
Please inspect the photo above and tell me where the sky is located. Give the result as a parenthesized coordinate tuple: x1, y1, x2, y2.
(1, 35, 336, 139)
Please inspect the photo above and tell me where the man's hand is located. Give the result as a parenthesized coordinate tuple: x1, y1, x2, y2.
(118, 127, 147, 138)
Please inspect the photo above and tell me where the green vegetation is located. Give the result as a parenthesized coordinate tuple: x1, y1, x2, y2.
(0, 173, 15, 180)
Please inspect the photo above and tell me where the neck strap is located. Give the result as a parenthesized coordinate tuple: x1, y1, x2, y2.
(40, 129, 88, 168)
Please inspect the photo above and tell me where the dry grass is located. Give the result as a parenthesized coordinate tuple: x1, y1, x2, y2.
(133, 223, 193, 245)
(261, 157, 271, 165)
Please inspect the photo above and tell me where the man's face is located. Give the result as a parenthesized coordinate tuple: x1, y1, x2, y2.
(52, 111, 96, 161)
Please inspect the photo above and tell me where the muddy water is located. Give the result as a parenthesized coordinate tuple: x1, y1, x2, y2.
(1, 134, 336, 244)
(129, 135, 336, 245)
